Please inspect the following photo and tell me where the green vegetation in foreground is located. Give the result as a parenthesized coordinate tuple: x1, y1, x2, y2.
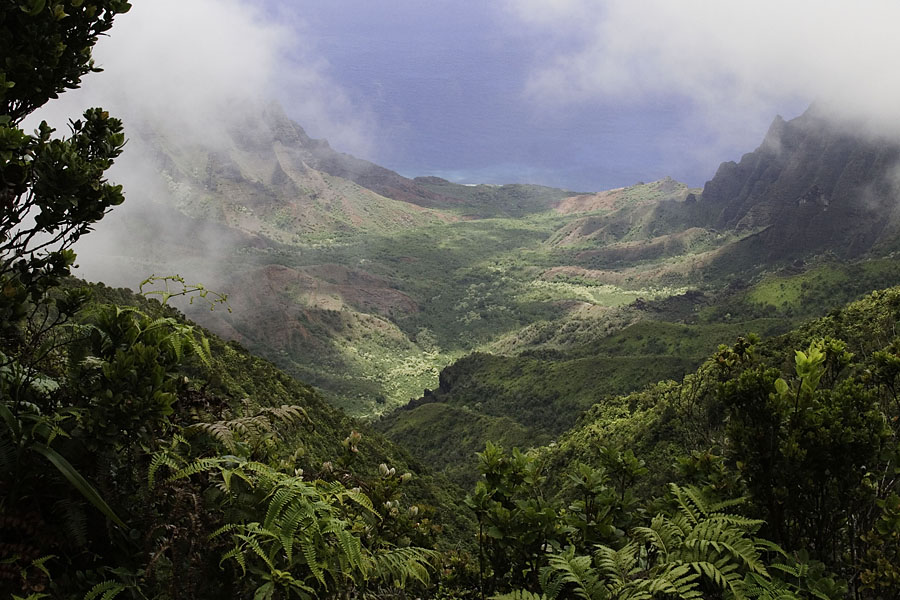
(6, 6, 900, 599)
(376, 351, 695, 488)
(0, 10, 460, 597)
(456, 287, 900, 599)
(376, 313, 793, 487)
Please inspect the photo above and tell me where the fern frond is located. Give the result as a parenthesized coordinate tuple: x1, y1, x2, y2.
(260, 404, 309, 426)
(144, 316, 175, 331)
(687, 560, 745, 599)
(686, 522, 768, 576)
(243, 461, 280, 480)
(594, 543, 641, 585)
(769, 562, 805, 579)
(336, 529, 363, 572)
(167, 457, 226, 481)
(24, 554, 56, 581)
(539, 569, 565, 600)
(708, 495, 748, 513)
(302, 540, 325, 585)
(147, 451, 181, 488)
(209, 522, 242, 539)
(218, 546, 247, 575)
(185, 332, 211, 366)
(648, 563, 701, 598)
(670, 483, 706, 525)
(54, 497, 88, 548)
(490, 592, 546, 600)
(279, 502, 316, 563)
(707, 513, 766, 531)
(742, 572, 798, 600)
(263, 486, 298, 530)
(340, 486, 376, 515)
(190, 405, 309, 456)
(543, 547, 602, 600)
(82, 580, 126, 600)
(368, 547, 439, 588)
(188, 422, 237, 454)
(236, 532, 277, 572)
(634, 514, 683, 562)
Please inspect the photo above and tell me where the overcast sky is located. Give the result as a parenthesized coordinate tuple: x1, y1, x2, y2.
(46, 0, 900, 192)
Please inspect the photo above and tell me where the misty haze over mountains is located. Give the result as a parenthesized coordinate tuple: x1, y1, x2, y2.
(32, 0, 900, 194)
(59, 90, 900, 422)
(28, 0, 900, 446)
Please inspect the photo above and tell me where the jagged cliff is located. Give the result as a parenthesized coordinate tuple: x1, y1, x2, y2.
(257, 103, 464, 209)
(694, 107, 900, 259)
(128, 102, 459, 243)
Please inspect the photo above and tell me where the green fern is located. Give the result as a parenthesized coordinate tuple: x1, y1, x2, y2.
(542, 546, 603, 600)
(647, 564, 702, 598)
(594, 543, 641, 590)
(189, 421, 237, 453)
(82, 580, 126, 600)
(686, 559, 744, 598)
(521, 485, 802, 600)
(53, 498, 88, 548)
(743, 572, 799, 600)
(633, 513, 683, 563)
(188, 403, 310, 457)
(366, 546, 440, 587)
(147, 451, 182, 488)
(490, 592, 546, 600)
(167, 456, 231, 482)
(686, 519, 768, 576)
(176, 453, 434, 597)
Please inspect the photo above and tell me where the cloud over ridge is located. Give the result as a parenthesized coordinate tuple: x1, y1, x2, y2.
(35, 0, 375, 156)
(506, 0, 900, 138)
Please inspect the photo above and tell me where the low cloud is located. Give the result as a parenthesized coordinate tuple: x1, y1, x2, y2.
(505, 1, 900, 161)
(26, 0, 376, 290)
(36, 0, 375, 155)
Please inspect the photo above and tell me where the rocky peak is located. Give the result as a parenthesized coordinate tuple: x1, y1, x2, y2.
(694, 107, 900, 259)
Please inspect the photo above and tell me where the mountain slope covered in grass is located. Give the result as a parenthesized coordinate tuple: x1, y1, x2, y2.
(81, 103, 900, 425)
(375, 108, 900, 483)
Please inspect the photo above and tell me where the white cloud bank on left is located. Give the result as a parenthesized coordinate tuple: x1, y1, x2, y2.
(32, 0, 375, 157)
(25, 1, 374, 289)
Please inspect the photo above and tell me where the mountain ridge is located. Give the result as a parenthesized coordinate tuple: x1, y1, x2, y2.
(694, 106, 900, 259)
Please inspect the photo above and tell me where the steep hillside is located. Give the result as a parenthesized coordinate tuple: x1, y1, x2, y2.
(80, 282, 422, 472)
(695, 107, 900, 261)
(376, 110, 900, 484)
(84, 101, 900, 422)
(256, 105, 465, 210)
(541, 284, 900, 509)
(133, 104, 459, 244)
(79, 280, 472, 528)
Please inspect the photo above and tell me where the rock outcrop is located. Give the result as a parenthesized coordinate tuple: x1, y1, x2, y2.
(694, 107, 900, 259)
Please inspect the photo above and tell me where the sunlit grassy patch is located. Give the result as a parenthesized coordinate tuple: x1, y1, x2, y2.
(523, 279, 687, 307)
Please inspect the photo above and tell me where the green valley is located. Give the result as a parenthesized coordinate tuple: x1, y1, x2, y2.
(6, 3, 900, 599)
